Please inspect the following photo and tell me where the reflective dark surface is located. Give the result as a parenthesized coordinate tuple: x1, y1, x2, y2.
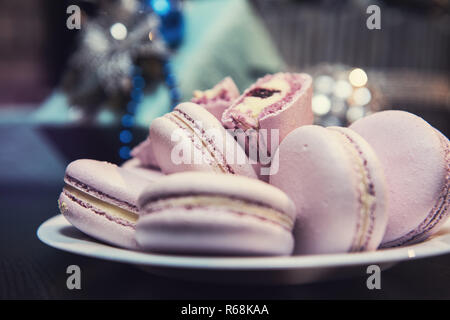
(1, 178, 450, 299)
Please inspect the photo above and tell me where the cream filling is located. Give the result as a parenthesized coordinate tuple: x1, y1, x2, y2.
(331, 131, 376, 251)
(234, 77, 290, 119)
(63, 184, 138, 223)
(145, 196, 294, 230)
(165, 112, 227, 173)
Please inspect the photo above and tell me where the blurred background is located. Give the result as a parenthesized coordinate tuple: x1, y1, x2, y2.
(0, 0, 449, 186)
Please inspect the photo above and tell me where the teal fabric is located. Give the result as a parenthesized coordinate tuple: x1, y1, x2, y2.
(10, 0, 284, 127)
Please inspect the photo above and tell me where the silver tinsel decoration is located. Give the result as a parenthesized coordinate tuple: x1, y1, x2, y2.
(62, 0, 169, 115)
(307, 64, 384, 127)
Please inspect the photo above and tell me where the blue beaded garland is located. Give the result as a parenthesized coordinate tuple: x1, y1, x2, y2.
(119, 62, 181, 160)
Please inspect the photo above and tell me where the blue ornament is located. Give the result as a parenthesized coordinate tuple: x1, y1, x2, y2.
(119, 130, 133, 144)
(119, 146, 131, 159)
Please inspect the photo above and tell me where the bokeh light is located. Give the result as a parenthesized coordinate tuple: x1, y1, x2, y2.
(119, 146, 131, 159)
(312, 94, 331, 116)
(151, 0, 171, 16)
(353, 87, 372, 106)
(121, 114, 134, 127)
(346, 105, 365, 123)
(333, 80, 352, 99)
(314, 75, 335, 94)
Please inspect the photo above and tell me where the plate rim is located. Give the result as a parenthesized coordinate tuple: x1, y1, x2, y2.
(37, 214, 450, 270)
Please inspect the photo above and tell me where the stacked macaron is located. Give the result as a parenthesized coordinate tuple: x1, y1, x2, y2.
(137, 172, 296, 256)
(270, 126, 389, 254)
(57, 73, 449, 256)
(350, 111, 449, 247)
(58, 159, 163, 249)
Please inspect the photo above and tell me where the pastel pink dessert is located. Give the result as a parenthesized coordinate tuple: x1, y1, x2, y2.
(130, 137, 160, 170)
(58, 159, 161, 249)
(131, 78, 240, 170)
(222, 72, 313, 153)
(350, 110, 450, 247)
(270, 126, 388, 255)
(136, 172, 296, 255)
(191, 77, 240, 120)
(150, 102, 257, 178)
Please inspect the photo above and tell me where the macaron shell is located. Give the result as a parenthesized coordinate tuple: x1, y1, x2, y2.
(60, 159, 161, 249)
(138, 172, 295, 219)
(136, 208, 294, 256)
(222, 73, 313, 155)
(221, 76, 240, 96)
(259, 73, 313, 153)
(270, 125, 384, 254)
(350, 110, 450, 246)
(328, 126, 388, 249)
(150, 110, 226, 174)
(121, 158, 165, 180)
(192, 77, 240, 120)
(58, 192, 139, 250)
(137, 172, 295, 255)
(201, 100, 232, 122)
(130, 138, 160, 169)
(65, 159, 153, 213)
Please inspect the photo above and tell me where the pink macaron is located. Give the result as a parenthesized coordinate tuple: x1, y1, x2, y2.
(121, 157, 164, 179)
(58, 159, 161, 249)
(136, 172, 296, 256)
(270, 125, 388, 255)
(150, 102, 257, 178)
(131, 78, 240, 170)
(222, 72, 313, 154)
(350, 110, 450, 247)
(191, 77, 240, 120)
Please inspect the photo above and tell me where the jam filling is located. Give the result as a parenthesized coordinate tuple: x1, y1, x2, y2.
(246, 88, 281, 99)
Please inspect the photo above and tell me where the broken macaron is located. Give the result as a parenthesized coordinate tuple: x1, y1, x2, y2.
(136, 172, 296, 255)
(150, 102, 257, 178)
(58, 159, 161, 249)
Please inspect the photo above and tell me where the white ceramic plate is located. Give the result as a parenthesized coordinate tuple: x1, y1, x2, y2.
(37, 214, 450, 285)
